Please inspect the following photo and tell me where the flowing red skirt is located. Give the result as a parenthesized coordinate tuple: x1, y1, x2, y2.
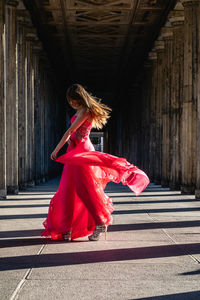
(41, 139, 150, 240)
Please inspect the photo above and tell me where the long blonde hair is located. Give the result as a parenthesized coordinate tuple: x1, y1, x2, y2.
(66, 83, 112, 129)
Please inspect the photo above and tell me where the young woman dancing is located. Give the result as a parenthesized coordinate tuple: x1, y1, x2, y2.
(41, 83, 150, 241)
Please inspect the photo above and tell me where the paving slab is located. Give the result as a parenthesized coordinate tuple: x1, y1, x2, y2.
(13, 279, 200, 300)
(0, 179, 200, 300)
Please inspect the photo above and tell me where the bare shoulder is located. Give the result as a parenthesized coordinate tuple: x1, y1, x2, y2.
(85, 108, 93, 122)
(78, 108, 93, 121)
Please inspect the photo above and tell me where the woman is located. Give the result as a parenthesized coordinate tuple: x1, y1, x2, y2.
(41, 83, 150, 241)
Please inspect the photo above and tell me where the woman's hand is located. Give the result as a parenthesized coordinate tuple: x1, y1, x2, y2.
(50, 150, 58, 160)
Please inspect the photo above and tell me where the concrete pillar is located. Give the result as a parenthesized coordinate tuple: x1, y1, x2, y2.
(5, 0, 19, 194)
(0, 0, 6, 198)
(25, 28, 35, 186)
(17, 7, 27, 189)
(122, 85, 138, 164)
(131, 84, 142, 166)
(45, 69, 58, 180)
(39, 58, 46, 183)
(195, 2, 200, 199)
(42, 60, 52, 182)
(140, 62, 152, 174)
(148, 51, 157, 181)
(181, 0, 199, 194)
(169, 5, 185, 190)
(25, 29, 36, 186)
(160, 25, 173, 187)
(42, 66, 49, 181)
(154, 40, 165, 184)
(32, 43, 42, 184)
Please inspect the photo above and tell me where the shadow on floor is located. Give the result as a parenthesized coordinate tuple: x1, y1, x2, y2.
(112, 207, 200, 215)
(0, 242, 200, 271)
(113, 199, 198, 204)
(0, 198, 197, 208)
(180, 270, 200, 276)
(0, 204, 50, 209)
(1, 206, 200, 220)
(134, 290, 200, 300)
(111, 193, 190, 198)
(1, 219, 200, 240)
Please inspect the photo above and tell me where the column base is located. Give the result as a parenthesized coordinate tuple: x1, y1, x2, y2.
(169, 182, 180, 191)
(154, 178, 161, 185)
(7, 185, 18, 194)
(161, 179, 169, 187)
(44, 175, 49, 182)
(35, 179, 41, 185)
(181, 185, 195, 195)
(0, 189, 7, 199)
(27, 180, 35, 187)
(41, 177, 46, 183)
(195, 189, 200, 200)
(23, 182, 28, 188)
(19, 182, 27, 190)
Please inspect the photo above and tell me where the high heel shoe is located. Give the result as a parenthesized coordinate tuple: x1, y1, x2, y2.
(62, 231, 71, 241)
(88, 223, 107, 241)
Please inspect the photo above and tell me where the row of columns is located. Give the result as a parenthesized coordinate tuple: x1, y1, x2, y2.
(0, 0, 63, 198)
(137, 0, 200, 198)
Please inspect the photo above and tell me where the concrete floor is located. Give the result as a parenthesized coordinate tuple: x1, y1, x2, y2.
(0, 178, 200, 300)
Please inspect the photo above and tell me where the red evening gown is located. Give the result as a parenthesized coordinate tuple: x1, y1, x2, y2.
(41, 114, 150, 240)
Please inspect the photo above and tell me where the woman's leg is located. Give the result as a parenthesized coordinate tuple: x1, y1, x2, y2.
(74, 165, 104, 225)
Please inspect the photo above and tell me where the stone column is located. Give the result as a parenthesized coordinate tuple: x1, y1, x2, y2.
(140, 62, 152, 174)
(43, 66, 49, 181)
(169, 5, 185, 190)
(32, 43, 42, 184)
(160, 25, 173, 187)
(148, 51, 157, 181)
(0, 0, 6, 198)
(39, 58, 46, 182)
(130, 84, 142, 166)
(17, 7, 28, 189)
(154, 40, 165, 184)
(181, 0, 199, 194)
(124, 85, 139, 164)
(45, 69, 57, 181)
(5, 0, 19, 194)
(195, 2, 200, 199)
(25, 29, 37, 186)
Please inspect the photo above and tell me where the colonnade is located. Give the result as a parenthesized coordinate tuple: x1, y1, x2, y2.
(134, 0, 200, 199)
(0, 0, 63, 198)
(1, 0, 200, 200)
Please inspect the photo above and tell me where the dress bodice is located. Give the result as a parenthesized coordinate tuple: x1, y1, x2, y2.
(70, 114, 92, 143)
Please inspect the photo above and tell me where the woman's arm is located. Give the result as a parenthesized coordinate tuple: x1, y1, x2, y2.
(50, 108, 90, 160)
